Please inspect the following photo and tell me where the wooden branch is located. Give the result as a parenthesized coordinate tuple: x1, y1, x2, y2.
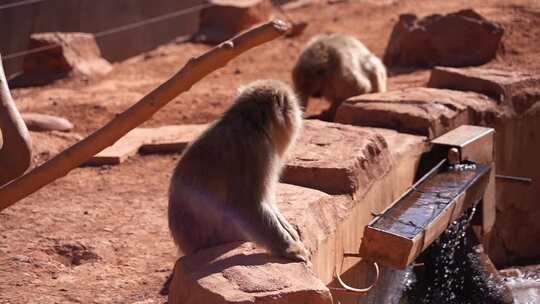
(0, 54, 32, 187)
(0, 20, 290, 211)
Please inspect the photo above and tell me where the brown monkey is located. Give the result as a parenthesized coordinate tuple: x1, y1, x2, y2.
(292, 33, 387, 120)
(168, 79, 309, 262)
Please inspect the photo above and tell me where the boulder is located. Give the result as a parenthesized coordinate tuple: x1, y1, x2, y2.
(168, 242, 332, 304)
(428, 66, 540, 114)
(21, 113, 74, 132)
(383, 9, 504, 68)
(334, 87, 500, 138)
(11, 32, 112, 86)
(196, 0, 272, 44)
(283, 120, 391, 195)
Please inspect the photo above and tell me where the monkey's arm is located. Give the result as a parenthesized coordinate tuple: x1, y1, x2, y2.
(269, 202, 301, 242)
(242, 202, 309, 262)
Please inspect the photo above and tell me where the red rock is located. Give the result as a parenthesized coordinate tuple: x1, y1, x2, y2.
(275, 183, 351, 254)
(169, 241, 332, 304)
(196, 0, 272, 44)
(383, 9, 504, 68)
(487, 106, 540, 266)
(282, 120, 391, 195)
(12, 32, 112, 86)
(428, 66, 540, 114)
(21, 113, 74, 132)
(334, 87, 500, 138)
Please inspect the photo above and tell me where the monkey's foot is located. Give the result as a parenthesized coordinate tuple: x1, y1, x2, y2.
(283, 241, 311, 265)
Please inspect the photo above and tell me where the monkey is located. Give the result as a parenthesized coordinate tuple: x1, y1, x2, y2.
(292, 33, 387, 121)
(168, 79, 309, 263)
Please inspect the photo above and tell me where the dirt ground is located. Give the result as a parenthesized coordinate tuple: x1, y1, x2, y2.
(1, 0, 540, 303)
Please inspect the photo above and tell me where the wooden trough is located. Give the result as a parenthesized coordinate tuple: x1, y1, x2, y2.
(359, 125, 496, 269)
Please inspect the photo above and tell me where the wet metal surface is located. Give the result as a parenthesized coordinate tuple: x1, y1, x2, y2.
(371, 163, 490, 240)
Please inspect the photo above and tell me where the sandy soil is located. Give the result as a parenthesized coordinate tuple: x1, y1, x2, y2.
(1, 0, 540, 303)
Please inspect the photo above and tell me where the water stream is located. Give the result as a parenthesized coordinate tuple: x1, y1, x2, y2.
(403, 207, 512, 304)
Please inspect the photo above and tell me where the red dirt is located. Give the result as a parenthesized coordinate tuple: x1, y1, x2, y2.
(1, 0, 540, 303)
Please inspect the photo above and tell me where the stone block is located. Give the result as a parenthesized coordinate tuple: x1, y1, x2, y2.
(282, 120, 391, 195)
(21, 113, 74, 132)
(383, 9, 503, 68)
(428, 66, 540, 114)
(334, 87, 499, 138)
(196, 0, 272, 44)
(168, 242, 332, 304)
(11, 32, 112, 86)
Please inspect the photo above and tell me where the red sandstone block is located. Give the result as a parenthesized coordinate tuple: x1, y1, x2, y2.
(334, 87, 500, 138)
(282, 120, 392, 195)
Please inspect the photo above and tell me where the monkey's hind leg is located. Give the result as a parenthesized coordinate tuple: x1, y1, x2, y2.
(243, 202, 310, 263)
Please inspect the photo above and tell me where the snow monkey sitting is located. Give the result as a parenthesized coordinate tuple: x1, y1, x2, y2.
(292, 33, 387, 120)
(168, 79, 309, 263)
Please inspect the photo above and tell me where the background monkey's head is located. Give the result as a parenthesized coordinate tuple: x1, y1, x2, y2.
(292, 38, 338, 106)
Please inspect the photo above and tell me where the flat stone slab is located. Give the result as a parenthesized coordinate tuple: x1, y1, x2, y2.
(334, 87, 499, 138)
(428, 66, 540, 114)
(85, 124, 207, 166)
(282, 120, 392, 195)
(168, 183, 341, 304)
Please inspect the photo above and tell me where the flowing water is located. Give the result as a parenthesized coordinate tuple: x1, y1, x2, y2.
(403, 207, 513, 304)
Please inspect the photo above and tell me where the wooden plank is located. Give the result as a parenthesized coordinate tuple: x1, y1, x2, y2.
(84, 124, 207, 166)
(139, 124, 208, 154)
(84, 128, 152, 166)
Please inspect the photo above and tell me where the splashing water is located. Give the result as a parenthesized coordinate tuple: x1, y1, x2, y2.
(502, 267, 540, 304)
(404, 207, 512, 304)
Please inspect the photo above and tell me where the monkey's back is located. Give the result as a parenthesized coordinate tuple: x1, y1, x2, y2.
(168, 112, 276, 254)
(294, 34, 386, 102)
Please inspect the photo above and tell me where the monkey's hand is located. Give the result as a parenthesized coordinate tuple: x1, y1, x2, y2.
(284, 241, 311, 265)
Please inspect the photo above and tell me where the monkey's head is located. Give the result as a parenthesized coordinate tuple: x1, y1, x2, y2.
(292, 37, 337, 106)
(233, 80, 302, 157)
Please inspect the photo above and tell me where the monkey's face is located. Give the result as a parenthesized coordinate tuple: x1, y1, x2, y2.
(292, 62, 327, 100)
